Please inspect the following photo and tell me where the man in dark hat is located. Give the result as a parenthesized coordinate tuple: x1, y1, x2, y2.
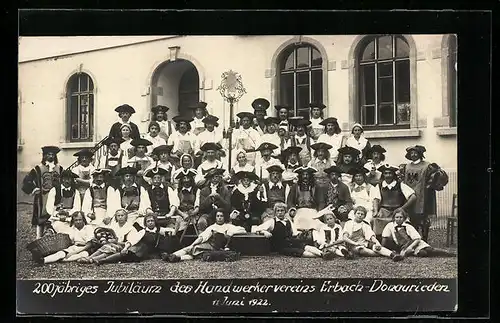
(336, 146, 362, 185)
(288, 118, 313, 166)
(144, 167, 182, 229)
(72, 149, 96, 200)
(195, 142, 227, 186)
(189, 102, 209, 136)
(151, 105, 172, 141)
(127, 138, 154, 187)
(317, 117, 343, 162)
(198, 168, 232, 231)
(252, 98, 270, 135)
(308, 103, 327, 141)
(107, 166, 153, 225)
(227, 111, 261, 166)
(260, 117, 281, 157)
(45, 169, 81, 234)
(346, 166, 375, 224)
(372, 164, 417, 238)
(108, 104, 141, 140)
(22, 145, 64, 238)
(254, 142, 282, 181)
(81, 168, 113, 226)
(323, 165, 354, 222)
(281, 146, 302, 184)
(168, 115, 197, 159)
(259, 164, 292, 222)
(402, 145, 447, 242)
(173, 169, 200, 233)
(230, 170, 265, 231)
(364, 144, 386, 186)
(275, 105, 293, 122)
(148, 145, 175, 184)
(194, 114, 224, 163)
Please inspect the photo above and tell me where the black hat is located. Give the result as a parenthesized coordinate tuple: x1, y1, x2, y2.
(152, 144, 173, 156)
(115, 166, 139, 176)
(289, 118, 312, 127)
(338, 146, 361, 157)
(115, 104, 136, 114)
(256, 142, 279, 151)
(61, 169, 79, 179)
(145, 167, 169, 178)
(293, 166, 318, 175)
(91, 168, 112, 176)
(282, 146, 302, 156)
(234, 171, 260, 182)
(200, 142, 221, 152)
(202, 115, 219, 125)
(309, 103, 327, 110)
(252, 98, 270, 111)
(175, 169, 197, 180)
(104, 137, 125, 146)
(236, 112, 255, 120)
(41, 146, 61, 155)
(378, 164, 399, 173)
(130, 138, 153, 147)
(267, 164, 286, 173)
(405, 145, 427, 160)
(172, 115, 194, 124)
(275, 105, 292, 111)
(324, 165, 343, 175)
(263, 117, 279, 126)
(151, 105, 169, 114)
(347, 166, 371, 176)
(310, 142, 333, 151)
(188, 102, 208, 110)
(369, 145, 387, 155)
(205, 168, 226, 178)
(73, 149, 94, 158)
(319, 117, 338, 126)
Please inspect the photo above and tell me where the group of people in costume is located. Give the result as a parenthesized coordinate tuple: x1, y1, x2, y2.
(22, 98, 454, 266)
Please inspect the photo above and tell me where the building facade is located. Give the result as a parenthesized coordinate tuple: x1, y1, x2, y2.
(18, 35, 457, 172)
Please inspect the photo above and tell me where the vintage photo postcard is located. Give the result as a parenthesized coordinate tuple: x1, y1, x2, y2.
(17, 28, 462, 315)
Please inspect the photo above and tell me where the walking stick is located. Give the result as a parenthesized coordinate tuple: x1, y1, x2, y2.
(227, 98, 234, 174)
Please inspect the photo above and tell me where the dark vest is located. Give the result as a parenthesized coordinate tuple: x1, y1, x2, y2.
(324, 227, 341, 243)
(89, 184, 109, 209)
(265, 182, 286, 205)
(148, 185, 171, 215)
(39, 164, 62, 195)
(117, 185, 142, 211)
(270, 219, 293, 251)
(54, 185, 77, 210)
(105, 152, 123, 176)
(379, 182, 406, 209)
(177, 187, 198, 212)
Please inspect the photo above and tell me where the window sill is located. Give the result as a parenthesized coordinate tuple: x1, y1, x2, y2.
(436, 127, 457, 137)
(363, 128, 421, 139)
(60, 142, 98, 149)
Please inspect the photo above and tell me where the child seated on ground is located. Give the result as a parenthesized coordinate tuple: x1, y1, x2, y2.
(342, 206, 404, 262)
(161, 208, 246, 262)
(381, 210, 456, 257)
(77, 209, 142, 265)
(252, 203, 323, 258)
(35, 211, 95, 265)
(313, 212, 354, 260)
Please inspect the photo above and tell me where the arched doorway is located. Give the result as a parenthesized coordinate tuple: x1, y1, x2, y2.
(150, 59, 200, 119)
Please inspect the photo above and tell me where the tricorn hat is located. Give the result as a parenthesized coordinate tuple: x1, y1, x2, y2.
(144, 167, 169, 178)
(115, 104, 136, 114)
(252, 98, 270, 111)
(41, 146, 61, 155)
(151, 105, 169, 114)
(310, 142, 333, 151)
(115, 166, 139, 176)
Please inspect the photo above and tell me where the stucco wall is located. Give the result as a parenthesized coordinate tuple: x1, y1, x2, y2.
(18, 35, 456, 171)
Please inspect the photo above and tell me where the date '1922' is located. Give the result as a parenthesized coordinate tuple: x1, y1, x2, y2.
(213, 296, 271, 307)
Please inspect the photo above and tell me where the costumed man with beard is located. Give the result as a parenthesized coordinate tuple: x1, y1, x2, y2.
(173, 169, 200, 234)
(254, 142, 282, 181)
(228, 111, 261, 166)
(127, 138, 154, 187)
(151, 105, 173, 142)
(322, 165, 354, 223)
(107, 166, 153, 226)
(108, 104, 141, 140)
(193, 115, 224, 163)
(251, 98, 270, 135)
(45, 169, 82, 234)
(81, 168, 114, 227)
(402, 145, 448, 242)
(144, 167, 182, 230)
(97, 136, 125, 187)
(168, 115, 197, 164)
(259, 164, 292, 223)
(372, 164, 417, 239)
(198, 168, 232, 231)
(22, 146, 63, 238)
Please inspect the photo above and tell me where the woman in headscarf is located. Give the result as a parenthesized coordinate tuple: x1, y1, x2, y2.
(345, 123, 371, 165)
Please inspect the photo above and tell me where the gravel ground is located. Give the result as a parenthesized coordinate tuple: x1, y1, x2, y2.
(16, 203, 457, 280)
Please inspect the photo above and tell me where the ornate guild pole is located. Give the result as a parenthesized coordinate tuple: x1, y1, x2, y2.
(217, 70, 246, 173)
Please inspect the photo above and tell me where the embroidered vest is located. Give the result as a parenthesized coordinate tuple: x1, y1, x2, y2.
(105, 152, 123, 175)
(379, 182, 406, 209)
(295, 186, 316, 209)
(117, 185, 141, 211)
(265, 183, 286, 205)
(177, 187, 197, 212)
(39, 164, 62, 195)
(54, 185, 76, 210)
(148, 186, 171, 214)
(90, 185, 109, 209)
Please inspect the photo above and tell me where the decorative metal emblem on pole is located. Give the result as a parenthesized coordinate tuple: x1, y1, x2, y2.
(217, 70, 246, 173)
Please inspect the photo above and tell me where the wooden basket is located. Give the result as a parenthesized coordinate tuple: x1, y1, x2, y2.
(26, 233, 72, 258)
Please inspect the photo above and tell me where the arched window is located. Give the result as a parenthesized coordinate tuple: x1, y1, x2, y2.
(66, 73, 94, 142)
(357, 35, 410, 128)
(278, 44, 323, 119)
(449, 35, 457, 127)
(178, 65, 200, 116)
